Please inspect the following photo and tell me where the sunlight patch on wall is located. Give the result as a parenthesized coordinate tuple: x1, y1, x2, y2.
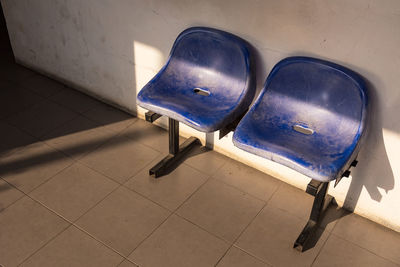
(133, 40, 164, 118)
(383, 128, 400, 178)
(133, 40, 164, 91)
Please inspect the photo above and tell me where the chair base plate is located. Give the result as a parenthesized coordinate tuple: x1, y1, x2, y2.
(149, 136, 200, 178)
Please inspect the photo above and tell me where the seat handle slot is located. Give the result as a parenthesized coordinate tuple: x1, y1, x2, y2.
(293, 124, 314, 135)
(193, 87, 210, 96)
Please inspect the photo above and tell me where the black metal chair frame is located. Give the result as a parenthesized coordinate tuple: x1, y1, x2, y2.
(144, 111, 200, 178)
(294, 159, 358, 251)
(145, 109, 246, 178)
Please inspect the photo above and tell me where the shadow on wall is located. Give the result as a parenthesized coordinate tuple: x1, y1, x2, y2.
(343, 74, 395, 212)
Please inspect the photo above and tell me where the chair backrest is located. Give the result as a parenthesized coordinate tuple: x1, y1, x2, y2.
(159, 27, 255, 108)
(253, 57, 369, 167)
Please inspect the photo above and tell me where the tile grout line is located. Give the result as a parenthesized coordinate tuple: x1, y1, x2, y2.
(21, 156, 76, 194)
(213, 182, 283, 267)
(40, 121, 126, 166)
(0, 178, 27, 211)
(64, 152, 175, 264)
(0, 73, 49, 120)
(76, 148, 161, 187)
(0, 154, 76, 206)
(45, 90, 105, 116)
(68, 150, 164, 223)
(80, 107, 138, 134)
(122, 149, 225, 258)
(0, 106, 79, 162)
(327, 232, 400, 266)
(310, 207, 346, 267)
(18, 190, 139, 266)
(117, 137, 230, 214)
(4, 66, 37, 84)
(122, 209, 175, 263)
(310, 229, 334, 266)
(208, 175, 279, 203)
(171, 181, 268, 248)
(232, 245, 275, 267)
(1, 128, 160, 265)
(6, 98, 82, 138)
(124, 172, 215, 260)
(7, 67, 66, 99)
(73, 223, 140, 266)
(16, 216, 73, 266)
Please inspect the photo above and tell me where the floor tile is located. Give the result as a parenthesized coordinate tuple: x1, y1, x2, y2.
(49, 88, 102, 114)
(333, 213, 400, 264)
(0, 178, 24, 211)
(213, 159, 282, 201)
(0, 121, 37, 157)
(217, 247, 270, 267)
(0, 80, 44, 119)
(235, 205, 328, 267)
(268, 182, 314, 220)
(268, 182, 345, 234)
(177, 179, 265, 242)
(42, 115, 116, 160)
(120, 119, 184, 154)
(183, 145, 228, 176)
(125, 156, 209, 211)
(129, 214, 229, 267)
(0, 141, 74, 193)
(21, 225, 124, 267)
(118, 260, 138, 267)
(0, 63, 36, 83)
(0, 196, 69, 267)
(7, 100, 78, 138)
(313, 234, 398, 267)
(83, 104, 137, 133)
(76, 186, 170, 256)
(30, 163, 119, 221)
(18, 73, 66, 98)
(80, 136, 159, 183)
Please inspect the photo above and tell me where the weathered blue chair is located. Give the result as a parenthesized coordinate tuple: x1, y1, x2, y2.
(233, 57, 369, 251)
(137, 27, 255, 177)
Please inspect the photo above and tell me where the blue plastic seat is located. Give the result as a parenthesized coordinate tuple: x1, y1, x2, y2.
(233, 56, 369, 182)
(233, 56, 369, 251)
(137, 27, 255, 132)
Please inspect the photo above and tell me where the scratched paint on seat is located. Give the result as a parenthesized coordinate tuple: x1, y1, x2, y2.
(233, 57, 369, 182)
(137, 27, 256, 132)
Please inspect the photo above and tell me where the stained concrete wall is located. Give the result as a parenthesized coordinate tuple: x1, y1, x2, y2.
(2, 0, 400, 231)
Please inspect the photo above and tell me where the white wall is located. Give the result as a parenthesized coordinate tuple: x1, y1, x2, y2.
(2, 0, 400, 231)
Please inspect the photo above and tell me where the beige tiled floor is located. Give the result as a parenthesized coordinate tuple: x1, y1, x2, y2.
(1, 60, 400, 267)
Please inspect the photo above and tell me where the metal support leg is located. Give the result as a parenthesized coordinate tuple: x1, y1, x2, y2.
(149, 118, 200, 178)
(169, 118, 179, 155)
(294, 180, 334, 252)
